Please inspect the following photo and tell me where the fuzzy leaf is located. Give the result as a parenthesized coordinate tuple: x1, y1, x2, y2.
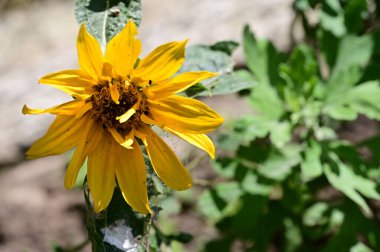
(75, 0, 141, 50)
(180, 46, 254, 97)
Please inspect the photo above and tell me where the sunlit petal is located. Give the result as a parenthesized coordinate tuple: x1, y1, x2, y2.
(64, 120, 103, 189)
(165, 127, 215, 159)
(106, 20, 141, 76)
(22, 100, 86, 116)
(146, 71, 217, 99)
(134, 40, 188, 82)
(115, 141, 151, 214)
(77, 24, 103, 80)
(26, 114, 90, 159)
(137, 125, 192, 190)
(87, 134, 117, 212)
(39, 70, 96, 98)
(148, 95, 224, 134)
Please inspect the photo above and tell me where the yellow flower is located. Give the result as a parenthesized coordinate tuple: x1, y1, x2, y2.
(22, 20, 223, 214)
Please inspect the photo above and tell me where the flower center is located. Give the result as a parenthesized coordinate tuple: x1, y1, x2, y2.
(90, 78, 148, 134)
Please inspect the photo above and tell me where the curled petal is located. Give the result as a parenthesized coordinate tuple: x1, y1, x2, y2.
(165, 127, 215, 159)
(22, 100, 87, 116)
(108, 128, 134, 149)
(116, 98, 141, 123)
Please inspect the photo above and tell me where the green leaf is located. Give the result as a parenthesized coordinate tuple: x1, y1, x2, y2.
(301, 140, 323, 181)
(189, 69, 256, 97)
(314, 126, 337, 141)
(180, 45, 233, 74)
(198, 182, 243, 222)
(345, 81, 380, 120)
(324, 104, 357, 121)
(211, 158, 240, 178)
(210, 40, 239, 56)
(270, 122, 292, 148)
(344, 0, 367, 34)
(284, 218, 302, 252)
(320, 0, 346, 37)
(325, 81, 380, 121)
(330, 34, 374, 82)
(258, 145, 302, 181)
(240, 171, 272, 196)
(324, 152, 380, 214)
(243, 24, 285, 86)
(350, 242, 373, 252)
(75, 0, 141, 50)
(303, 202, 329, 226)
(216, 115, 270, 152)
(180, 45, 253, 97)
(249, 82, 283, 121)
(184, 83, 208, 97)
(279, 44, 319, 105)
(324, 66, 362, 102)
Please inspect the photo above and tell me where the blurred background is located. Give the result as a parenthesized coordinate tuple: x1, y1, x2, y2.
(0, 1, 294, 251)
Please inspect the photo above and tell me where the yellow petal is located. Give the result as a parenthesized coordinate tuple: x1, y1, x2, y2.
(109, 83, 120, 104)
(39, 69, 96, 98)
(145, 71, 217, 99)
(116, 99, 141, 123)
(64, 119, 103, 189)
(140, 113, 164, 127)
(102, 62, 115, 78)
(165, 127, 215, 159)
(137, 125, 192, 190)
(134, 40, 188, 82)
(22, 100, 86, 116)
(115, 140, 151, 214)
(77, 24, 103, 80)
(75, 101, 93, 118)
(87, 134, 117, 212)
(108, 128, 134, 149)
(26, 114, 89, 159)
(148, 95, 224, 134)
(106, 20, 141, 77)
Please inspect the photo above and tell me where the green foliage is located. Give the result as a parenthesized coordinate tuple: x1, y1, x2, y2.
(75, 0, 141, 50)
(196, 2, 380, 250)
(180, 42, 256, 97)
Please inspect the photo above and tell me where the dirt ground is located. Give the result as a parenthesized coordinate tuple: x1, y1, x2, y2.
(0, 0, 293, 251)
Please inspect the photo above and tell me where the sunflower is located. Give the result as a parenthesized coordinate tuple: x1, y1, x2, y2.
(23, 20, 223, 214)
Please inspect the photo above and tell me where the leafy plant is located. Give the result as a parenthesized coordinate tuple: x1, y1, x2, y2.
(197, 1, 380, 250)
